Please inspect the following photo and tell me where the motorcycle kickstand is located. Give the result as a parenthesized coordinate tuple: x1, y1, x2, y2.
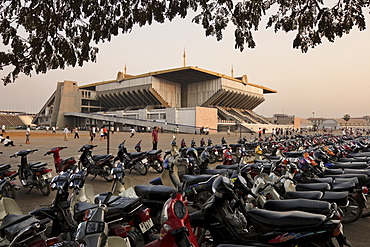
(90, 174, 97, 181)
(25, 185, 35, 194)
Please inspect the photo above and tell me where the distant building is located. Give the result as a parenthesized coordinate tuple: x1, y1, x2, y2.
(32, 66, 277, 133)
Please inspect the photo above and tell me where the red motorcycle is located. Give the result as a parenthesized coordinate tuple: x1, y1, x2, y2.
(44, 147, 77, 173)
(223, 147, 233, 165)
(144, 189, 199, 247)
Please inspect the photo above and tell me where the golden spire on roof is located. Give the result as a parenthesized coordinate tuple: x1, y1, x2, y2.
(231, 65, 234, 78)
(183, 49, 186, 67)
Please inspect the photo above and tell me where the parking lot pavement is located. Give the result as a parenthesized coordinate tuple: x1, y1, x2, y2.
(0, 130, 367, 246)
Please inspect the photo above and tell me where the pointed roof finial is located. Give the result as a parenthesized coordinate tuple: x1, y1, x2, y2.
(231, 65, 234, 78)
(124, 63, 127, 75)
(183, 48, 186, 67)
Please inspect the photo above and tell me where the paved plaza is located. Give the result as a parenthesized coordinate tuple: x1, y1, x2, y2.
(0, 129, 368, 246)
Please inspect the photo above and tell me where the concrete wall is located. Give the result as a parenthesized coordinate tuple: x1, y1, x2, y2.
(177, 108, 196, 126)
(195, 106, 218, 133)
(187, 79, 222, 107)
(152, 77, 181, 107)
(55, 81, 81, 128)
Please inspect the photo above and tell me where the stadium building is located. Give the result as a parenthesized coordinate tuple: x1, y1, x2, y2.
(33, 65, 277, 133)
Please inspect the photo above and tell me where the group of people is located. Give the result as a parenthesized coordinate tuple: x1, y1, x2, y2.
(0, 134, 14, 146)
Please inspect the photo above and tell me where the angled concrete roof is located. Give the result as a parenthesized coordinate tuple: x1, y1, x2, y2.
(79, 66, 277, 94)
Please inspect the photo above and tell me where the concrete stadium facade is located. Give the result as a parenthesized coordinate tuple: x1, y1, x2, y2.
(33, 66, 277, 133)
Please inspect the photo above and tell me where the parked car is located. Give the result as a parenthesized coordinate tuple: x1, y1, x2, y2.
(15, 125, 27, 130)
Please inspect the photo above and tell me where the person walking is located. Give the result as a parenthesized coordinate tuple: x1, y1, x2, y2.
(25, 125, 31, 144)
(63, 125, 69, 141)
(74, 126, 79, 139)
(1, 124, 5, 134)
(130, 127, 136, 138)
(152, 126, 159, 150)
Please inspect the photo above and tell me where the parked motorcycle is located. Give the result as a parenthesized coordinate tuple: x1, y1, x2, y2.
(44, 146, 77, 173)
(190, 174, 351, 247)
(0, 164, 19, 199)
(78, 144, 114, 181)
(11, 149, 52, 196)
(144, 185, 199, 247)
(0, 214, 50, 247)
(114, 140, 148, 175)
(133, 140, 164, 173)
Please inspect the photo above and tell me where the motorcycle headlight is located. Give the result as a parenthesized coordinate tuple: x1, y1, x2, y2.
(174, 200, 186, 219)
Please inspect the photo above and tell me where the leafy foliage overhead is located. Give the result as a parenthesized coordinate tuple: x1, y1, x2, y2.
(1, 0, 369, 85)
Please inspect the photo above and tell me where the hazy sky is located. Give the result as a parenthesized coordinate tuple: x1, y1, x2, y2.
(1, 12, 369, 119)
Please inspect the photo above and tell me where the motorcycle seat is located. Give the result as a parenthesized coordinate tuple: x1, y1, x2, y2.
(60, 157, 76, 165)
(28, 162, 41, 167)
(325, 174, 368, 186)
(284, 191, 323, 200)
(264, 199, 331, 215)
(348, 152, 370, 158)
(310, 177, 333, 183)
(247, 209, 326, 229)
(338, 158, 369, 163)
(330, 181, 355, 192)
(135, 185, 176, 201)
(93, 154, 113, 161)
(216, 164, 247, 170)
(127, 152, 145, 159)
(331, 162, 369, 169)
(0, 164, 11, 172)
(182, 174, 214, 186)
(229, 144, 242, 151)
(147, 150, 162, 156)
(324, 169, 344, 175)
(204, 169, 233, 176)
(343, 168, 370, 176)
(29, 162, 48, 169)
(296, 183, 331, 192)
(321, 191, 348, 206)
(0, 214, 34, 231)
(283, 151, 304, 158)
(334, 177, 359, 186)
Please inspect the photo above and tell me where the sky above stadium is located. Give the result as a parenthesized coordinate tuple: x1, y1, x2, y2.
(1, 14, 369, 119)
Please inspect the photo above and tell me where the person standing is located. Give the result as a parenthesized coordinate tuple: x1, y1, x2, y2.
(25, 125, 31, 144)
(52, 126, 56, 133)
(152, 126, 159, 150)
(100, 127, 105, 141)
(89, 126, 94, 144)
(2, 124, 5, 134)
(63, 125, 69, 141)
(74, 126, 79, 139)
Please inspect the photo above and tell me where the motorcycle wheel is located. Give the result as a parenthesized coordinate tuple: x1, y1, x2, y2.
(361, 194, 370, 217)
(209, 153, 217, 164)
(77, 161, 83, 170)
(39, 179, 51, 196)
(136, 161, 148, 176)
(2, 182, 16, 199)
(216, 154, 223, 162)
(152, 160, 164, 173)
(102, 165, 114, 182)
(341, 196, 363, 223)
(19, 166, 28, 187)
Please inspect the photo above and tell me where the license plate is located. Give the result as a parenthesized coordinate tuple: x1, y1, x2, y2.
(141, 158, 148, 163)
(139, 218, 153, 233)
(42, 172, 53, 180)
